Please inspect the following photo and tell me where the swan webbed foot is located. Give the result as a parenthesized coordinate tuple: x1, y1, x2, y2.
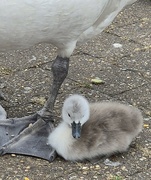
(0, 114, 37, 146)
(0, 115, 56, 161)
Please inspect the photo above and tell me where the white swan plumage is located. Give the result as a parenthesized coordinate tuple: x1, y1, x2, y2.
(0, 0, 137, 57)
(48, 94, 143, 161)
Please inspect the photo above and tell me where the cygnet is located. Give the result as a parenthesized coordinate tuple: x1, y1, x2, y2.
(48, 94, 143, 161)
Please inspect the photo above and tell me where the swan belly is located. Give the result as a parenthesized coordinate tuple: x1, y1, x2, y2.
(78, 0, 137, 43)
(0, 0, 108, 56)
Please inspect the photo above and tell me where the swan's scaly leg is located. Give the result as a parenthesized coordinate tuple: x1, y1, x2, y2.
(0, 56, 69, 161)
(37, 56, 69, 121)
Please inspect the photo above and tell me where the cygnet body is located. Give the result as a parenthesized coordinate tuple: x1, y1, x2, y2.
(48, 94, 143, 161)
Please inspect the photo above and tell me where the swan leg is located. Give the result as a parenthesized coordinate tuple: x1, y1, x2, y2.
(37, 56, 70, 122)
(0, 56, 69, 161)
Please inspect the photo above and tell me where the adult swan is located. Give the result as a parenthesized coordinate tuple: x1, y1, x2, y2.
(0, 0, 137, 161)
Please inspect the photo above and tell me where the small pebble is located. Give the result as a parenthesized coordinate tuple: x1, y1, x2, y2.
(82, 171, 88, 175)
(82, 166, 89, 170)
(93, 176, 98, 179)
(113, 43, 123, 48)
(26, 166, 31, 169)
(140, 157, 147, 161)
(95, 165, 100, 170)
(121, 166, 128, 171)
(11, 154, 16, 157)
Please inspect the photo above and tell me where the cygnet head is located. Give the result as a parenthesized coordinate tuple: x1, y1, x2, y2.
(62, 94, 90, 139)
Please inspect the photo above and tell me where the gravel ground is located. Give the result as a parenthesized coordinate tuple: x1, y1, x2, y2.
(0, 0, 151, 180)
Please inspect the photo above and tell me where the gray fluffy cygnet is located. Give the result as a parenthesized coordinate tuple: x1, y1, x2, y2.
(48, 94, 143, 161)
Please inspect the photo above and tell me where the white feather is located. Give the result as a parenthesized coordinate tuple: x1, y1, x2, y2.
(0, 0, 137, 57)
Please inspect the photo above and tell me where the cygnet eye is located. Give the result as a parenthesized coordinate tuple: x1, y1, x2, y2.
(68, 113, 71, 117)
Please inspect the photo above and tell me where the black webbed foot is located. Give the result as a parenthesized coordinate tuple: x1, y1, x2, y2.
(0, 114, 37, 146)
(0, 110, 56, 161)
(0, 117, 56, 161)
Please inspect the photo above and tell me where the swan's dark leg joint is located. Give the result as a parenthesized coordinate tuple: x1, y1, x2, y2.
(52, 56, 69, 82)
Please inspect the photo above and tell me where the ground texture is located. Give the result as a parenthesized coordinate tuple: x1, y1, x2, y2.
(0, 0, 150, 179)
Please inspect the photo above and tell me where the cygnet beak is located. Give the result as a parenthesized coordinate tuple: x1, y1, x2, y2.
(71, 121, 81, 139)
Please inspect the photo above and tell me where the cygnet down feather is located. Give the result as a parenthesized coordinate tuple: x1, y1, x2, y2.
(48, 94, 143, 161)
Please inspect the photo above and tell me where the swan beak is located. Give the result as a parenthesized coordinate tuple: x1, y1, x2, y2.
(71, 121, 81, 139)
